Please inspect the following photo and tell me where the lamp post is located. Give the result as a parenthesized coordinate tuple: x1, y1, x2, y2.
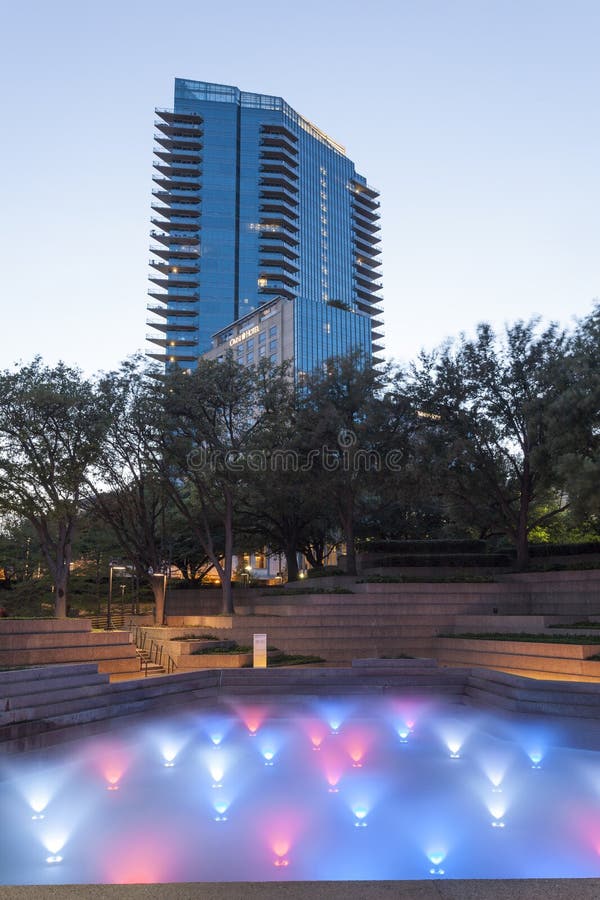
(148, 565, 168, 625)
(107, 563, 128, 631)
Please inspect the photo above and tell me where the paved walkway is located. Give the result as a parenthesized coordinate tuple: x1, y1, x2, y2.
(1, 881, 600, 900)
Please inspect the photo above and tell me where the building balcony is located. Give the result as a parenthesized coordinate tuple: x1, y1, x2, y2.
(153, 161, 202, 179)
(150, 218, 200, 235)
(146, 319, 199, 334)
(149, 259, 199, 275)
(259, 162, 298, 180)
(154, 135, 203, 153)
(146, 335, 199, 349)
(354, 238, 382, 258)
(155, 107, 203, 126)
(258, 240, 299, 260)
(150, 245, 200, 261)
(260, 215, 299, 235)
(258, 271, 299, 288)
(259, 256, 300, 274)
(259, 202, 299, 220)
(147, 303, 199, 319)
(352, 206, 380, 228)
(349, 179, 379, 201)
(153, 149, 201, 167)
(146, 349, 198, 364)
(147, 289, 198, 305)
(350, 191, 380, 213)
(260, 149, 299, 169)
(258, 227, 299, 247)
(353, 220, 381, 242)
(149, 274, 200, 290)
(356, 257, 382, 275)
(152, 174, 202, 191)
(154, 120, 203, 139)
(151, 211, 200, 229)
(355, 282, 383, 300)
(150, 230, 200, 247)
(152, 188, 201, 204)
(260, 136, 298, 156)
(259, 187, 299, 205)
(261, 122, 298, 140)
(352, 206, 380, 229)
(356, 273, 382, 292)
(355, 294, 383, 315)
(258, 284, 296, 300)
(260, 175, 299, 195)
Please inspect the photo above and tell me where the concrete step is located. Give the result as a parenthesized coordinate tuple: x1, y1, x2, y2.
(435, 647, 600, 677)
(0, 662, 103, 691)
(0, 618, 92, 634)
(2, 679, 119, 712)
(0, 644, 138, 666)
(0, 670, 221, 730)
(467, 670, 600, 705)
(0, 630, 132, 650)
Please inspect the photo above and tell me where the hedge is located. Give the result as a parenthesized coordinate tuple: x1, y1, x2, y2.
(358, 539, 487, 555)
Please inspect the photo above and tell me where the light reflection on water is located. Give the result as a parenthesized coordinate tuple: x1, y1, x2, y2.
(0, 695, 599, 884)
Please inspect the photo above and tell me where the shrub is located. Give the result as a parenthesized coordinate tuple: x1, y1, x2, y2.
(306, 566, 345, 579)
(358, 539, 487, 554)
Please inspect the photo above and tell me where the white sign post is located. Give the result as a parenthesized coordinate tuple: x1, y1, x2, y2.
(253, 633, 267, 668)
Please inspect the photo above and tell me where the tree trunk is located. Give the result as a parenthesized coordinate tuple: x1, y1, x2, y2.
(515, 466, 531, 571)
(515, 518, 530, 570)
(54, 569, 68, 618)
(285, 545, 299, 582)
(220, 493, 235, 615)
(150, 575, 166, 625)
(341, 498, 357, 576)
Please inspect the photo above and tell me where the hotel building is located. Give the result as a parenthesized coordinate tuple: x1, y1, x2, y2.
(147, 78, 383, 374)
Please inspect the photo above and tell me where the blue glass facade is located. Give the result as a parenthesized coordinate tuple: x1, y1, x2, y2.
(147, 79, 384, 371)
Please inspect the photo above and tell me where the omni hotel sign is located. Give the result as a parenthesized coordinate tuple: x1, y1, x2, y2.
(229, 325, 260, 347)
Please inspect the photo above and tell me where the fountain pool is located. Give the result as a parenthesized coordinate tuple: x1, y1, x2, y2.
(0, 695, 599, 884)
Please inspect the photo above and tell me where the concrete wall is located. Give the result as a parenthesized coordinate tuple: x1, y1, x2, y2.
(0, 618, 139, 676)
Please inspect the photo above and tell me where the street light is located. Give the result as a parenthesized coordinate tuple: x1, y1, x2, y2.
(148, 566, 169, 625)
(107, 563, 128, 631)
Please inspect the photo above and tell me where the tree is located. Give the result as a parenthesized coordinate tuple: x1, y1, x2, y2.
(408, 320, 570, 568)
(549, 303, 600, 527)
(160, 355, 287, 614)
(298, 354, 409, 576)
(89, 357, 173, 625)
(0, 358, 107, 616)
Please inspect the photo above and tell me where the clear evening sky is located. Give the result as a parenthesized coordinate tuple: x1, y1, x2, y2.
(1, 0, 598, 374)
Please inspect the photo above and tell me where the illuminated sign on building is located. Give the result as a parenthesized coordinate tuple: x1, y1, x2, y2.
(229, 325, 260, 347)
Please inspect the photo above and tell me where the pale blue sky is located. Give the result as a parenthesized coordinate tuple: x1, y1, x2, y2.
(1, 0, 598, 373)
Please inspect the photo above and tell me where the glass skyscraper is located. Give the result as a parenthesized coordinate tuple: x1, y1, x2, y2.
(147, 79, 383, 373)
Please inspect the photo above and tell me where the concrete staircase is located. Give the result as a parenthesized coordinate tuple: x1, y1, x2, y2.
(429, 573, 600, 681)
(134, 646, 166, 677)
(163, 582, 521, 663)
(0, 618, 139, 676)
(464, 667, 600, 723)
(0, 658, 468, 752)
(2, 659, 600, 755)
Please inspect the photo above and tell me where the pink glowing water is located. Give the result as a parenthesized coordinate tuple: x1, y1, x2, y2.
(1, 695, 599, 884)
